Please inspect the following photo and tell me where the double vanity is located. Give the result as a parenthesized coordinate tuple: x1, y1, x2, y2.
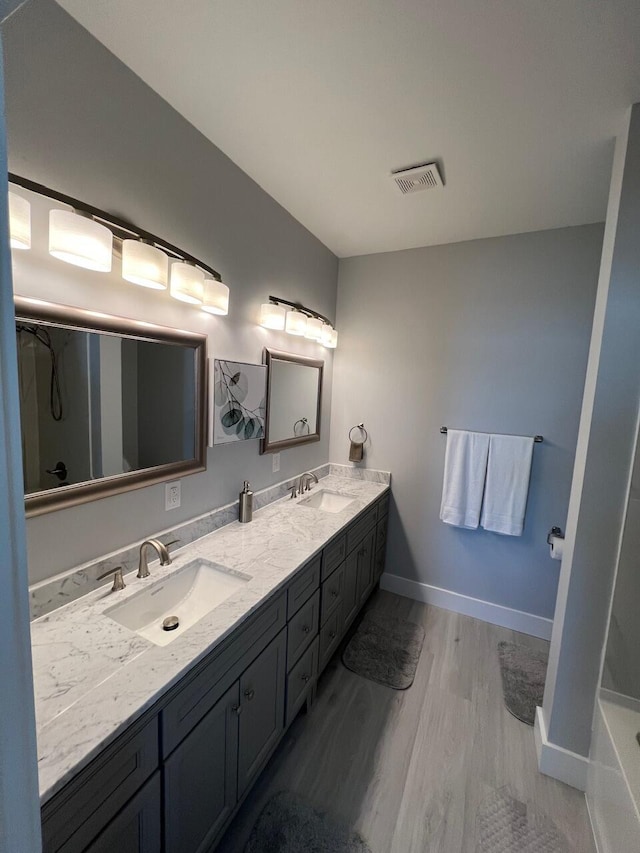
(34, 471, 390, 853)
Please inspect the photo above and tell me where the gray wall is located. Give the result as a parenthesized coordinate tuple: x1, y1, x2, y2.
(4, 0, 338, 584)
(543, 104, 640, 758)
(330, 225, 602, 619)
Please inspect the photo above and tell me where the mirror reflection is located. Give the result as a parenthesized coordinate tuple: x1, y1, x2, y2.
(262, 349, 323, 453)
(15, 298, 207, 516)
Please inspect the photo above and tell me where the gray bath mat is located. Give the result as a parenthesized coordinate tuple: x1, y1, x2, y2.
(477, 789, 570, 852)
(342, 610, 425, 689)
(245, 791, 371, 853)
(498, 641, 548, 726)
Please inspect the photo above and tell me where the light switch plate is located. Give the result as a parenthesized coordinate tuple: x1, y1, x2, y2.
(272, 453, 280, 473)
(165, 481, 181, 511)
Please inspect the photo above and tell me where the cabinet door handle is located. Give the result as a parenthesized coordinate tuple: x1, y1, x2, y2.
(232, 704, 242, 715)
(329, 631, 337, 640)
(244, 688, 255, 701)
(331, 590, 339, 598)
(302, 625, 310, 634)
(301, 674, 310, 683)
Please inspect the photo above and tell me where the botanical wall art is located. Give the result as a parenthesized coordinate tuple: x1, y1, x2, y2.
(213, 359, 267, 445)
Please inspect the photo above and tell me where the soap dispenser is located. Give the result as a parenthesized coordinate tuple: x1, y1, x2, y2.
(239, 481, 253, 523)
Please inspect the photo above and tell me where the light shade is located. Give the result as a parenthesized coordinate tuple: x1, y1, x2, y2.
(285, 309, 307, 336)
(201, 277, 229, 315)
(8, 191, 31, 250)
(327, 329, 338, 349)
(305, 316, 323, 341)
(49, 209, 113, 271)
(170, 262, 204, 304)
(121, 240, 168, 290)
(320, 323, 334, 346)
(259, 302, 286, 330)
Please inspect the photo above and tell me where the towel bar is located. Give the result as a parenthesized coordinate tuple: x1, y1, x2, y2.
(440, 426, 543, 443)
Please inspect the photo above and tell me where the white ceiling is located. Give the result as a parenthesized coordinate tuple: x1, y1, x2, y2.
(56, 0, 640, 258)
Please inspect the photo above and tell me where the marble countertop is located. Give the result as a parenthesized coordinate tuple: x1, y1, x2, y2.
(32, 473, 389, 804)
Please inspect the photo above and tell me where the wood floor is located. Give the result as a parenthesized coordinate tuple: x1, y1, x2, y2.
(217, 590, 595, 853)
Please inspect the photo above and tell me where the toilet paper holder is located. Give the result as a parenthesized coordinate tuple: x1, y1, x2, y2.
(547, 526, 564, 545)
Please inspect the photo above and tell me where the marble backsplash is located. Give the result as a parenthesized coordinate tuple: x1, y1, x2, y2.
(28, 464, 390, 620)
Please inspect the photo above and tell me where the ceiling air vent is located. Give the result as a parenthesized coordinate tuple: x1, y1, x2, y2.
(391, 162, 443, 195)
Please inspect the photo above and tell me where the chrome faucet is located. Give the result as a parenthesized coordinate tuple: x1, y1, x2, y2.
(137, 538, 178, 579)
(298, 471, 319, 493)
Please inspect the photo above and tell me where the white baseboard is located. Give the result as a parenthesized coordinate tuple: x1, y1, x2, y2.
(534, 706, 589, 791)
(379, 572, 553, 640)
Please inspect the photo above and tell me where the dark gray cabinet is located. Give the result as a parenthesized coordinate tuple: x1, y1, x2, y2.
(84, 773, 161, 853)
(163, 683, 239, 853)
(41, 490, 389, 853)
(238, 628, 286, 798)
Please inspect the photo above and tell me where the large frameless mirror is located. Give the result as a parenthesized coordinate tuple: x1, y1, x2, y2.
(15, 297, 207, 517)
(261, 348, 323, 453)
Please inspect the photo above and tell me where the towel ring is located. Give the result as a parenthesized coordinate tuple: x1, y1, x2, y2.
(293, 417, 310, 436)
(348, 423, 368, 444)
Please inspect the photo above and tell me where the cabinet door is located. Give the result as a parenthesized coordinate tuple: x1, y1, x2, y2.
(85, 773, 161, 853)
(238, 629, 286, 799)
(164, 682, 240, 853)
(342, 548, 359, 629)
(356, 528, 376, 605)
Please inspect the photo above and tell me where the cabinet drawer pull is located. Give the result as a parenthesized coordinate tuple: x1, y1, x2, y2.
(232, 703, 242, 715)
(301, 674, 310, 683)
(302, 625, 311, 634)
(244, 688, 255, 701)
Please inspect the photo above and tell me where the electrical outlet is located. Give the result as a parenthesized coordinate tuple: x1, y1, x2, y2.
(272, 453, 280, 473)
(165, 481, 181, 511)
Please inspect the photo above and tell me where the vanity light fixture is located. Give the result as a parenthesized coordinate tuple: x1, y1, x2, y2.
(320, 323, 334, 346)
(170, 261, 204, 304)
(259, 302, 286, 330)
(121, 239, 168, 290)
(304, 316, 323, 341)
(285, 309, 308, 336)
(8, 190, 31, 250)
(201, 277, 230, 315)
(260, 295, 338, 348)
(49, 209, 113, 272)
(8, 174, 229, 315)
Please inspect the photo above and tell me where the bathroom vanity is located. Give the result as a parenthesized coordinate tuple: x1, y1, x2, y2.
(35, 475, 389, 853)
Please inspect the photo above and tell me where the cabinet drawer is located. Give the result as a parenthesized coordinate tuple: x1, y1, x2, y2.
(287, 554, 321, 618)
(41, 717, 159, 853)
(375, 519, 387, 554)
(286, 637, 318, 727)
(321, 562, 344, 626)
(162, 592, 286, 757)
(321, 534, 346, 581)
(346, 505, 377, 555)
(319, 608, 342, 672)
(287, 590, 319, 669)
(376, 492, 390, 522)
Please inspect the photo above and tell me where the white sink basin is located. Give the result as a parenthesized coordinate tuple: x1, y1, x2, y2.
(299, 490, 356, 513)
(105, 559, 250, 646)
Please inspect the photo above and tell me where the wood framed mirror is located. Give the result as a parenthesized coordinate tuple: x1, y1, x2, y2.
(15, 297, 207, 517)
(261, 348, 323, 453)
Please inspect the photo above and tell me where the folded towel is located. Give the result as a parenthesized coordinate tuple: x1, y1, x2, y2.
(481, 434, 534, 536)
(440, 430, 490, 529)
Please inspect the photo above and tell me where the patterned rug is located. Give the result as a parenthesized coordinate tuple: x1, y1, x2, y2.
(342, 610, 425, 689)
(245, 791, 371, 853)
(478, 789, 570, 852)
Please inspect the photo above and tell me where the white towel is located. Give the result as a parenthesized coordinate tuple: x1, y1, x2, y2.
(481, 434, 534, 536)
(440, 429, 490, 529)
